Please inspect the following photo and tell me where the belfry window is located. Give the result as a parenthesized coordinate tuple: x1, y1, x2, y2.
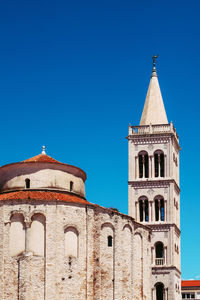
(156, 283, 164, 300)
(138, 151, 149, 178)
(155, 197, 165, 222)
(139, 197, 149, 222)
(25, 178, 30, 189)
(155, 242, 164, 265)
(154, 151, 165, 177)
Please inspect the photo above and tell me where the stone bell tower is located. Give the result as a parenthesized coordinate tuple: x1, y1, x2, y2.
(127, 57, 181, 300)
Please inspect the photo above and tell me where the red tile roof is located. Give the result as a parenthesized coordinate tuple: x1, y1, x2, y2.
(23, 154, 61, 164)
(182, 280, 200, 287)
(0, 191, 88, 205)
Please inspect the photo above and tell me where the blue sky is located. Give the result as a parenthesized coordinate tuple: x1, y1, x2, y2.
(0, 0, 200, 279)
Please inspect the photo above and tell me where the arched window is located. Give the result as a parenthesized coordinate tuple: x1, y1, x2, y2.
(139, 197, 149, 222)
(138, 151, 149, 178)
(10, 214, 25, 256)
(156, 282, 164, 300)
(155, 197, 165, 222)
(64, 227, 78, 258)
(108, 235, 113, 247)
(155, 242, 164, 265)
(30, 214, 45, 256)
(25, 178, 30, 189)
(70, 181, 73, 191)
(154, 150, 165, 178)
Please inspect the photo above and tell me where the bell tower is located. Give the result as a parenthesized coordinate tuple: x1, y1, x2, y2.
(128, 57, 181, 300)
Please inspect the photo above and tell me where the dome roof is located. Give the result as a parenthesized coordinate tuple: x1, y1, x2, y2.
(22, 153, 62, 164)
(0, 150, 87, 198)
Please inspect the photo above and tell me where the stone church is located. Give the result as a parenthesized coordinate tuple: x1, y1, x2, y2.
(0, 59, 180, 299)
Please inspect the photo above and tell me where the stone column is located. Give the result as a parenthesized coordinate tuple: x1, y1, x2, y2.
(164, 200, 167, 222)
(152, 200, 155, 222)
(158, 154, 161, 177)
(142, 155, 145, 178)
(142, 200, 145, 222)
(25, 219, 32, 253)
(152, 155, 155, 178)
(149, 201, 152, 222)
(151, 247, 154, 265)
(164, 246, 167, 265)
(149, 156, 152, 178)
(135, 156, 138, 179)
(158, 200, 161, 221)
(135, 202, 138, 221)
(152, 287, 155, 300)
(164, 154, 167, 177)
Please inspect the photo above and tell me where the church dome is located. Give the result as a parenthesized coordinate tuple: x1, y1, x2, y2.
(0, 149, 87, 200)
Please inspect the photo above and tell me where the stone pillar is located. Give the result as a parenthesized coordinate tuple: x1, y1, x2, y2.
(164, 200, 167, 222)
(149, 156, 152, 178)
(152, 200, 155, 222)
(142, 155, 145, 178)
(152, 287, 155, 300)
(158, 199, 161, 221)
(149, 201, 152, 222)
(142, 200, 145, 222)
(151, 247, 154, 265)
(135, 202, 138, 221)
(164, 246, 167, 265)
(158, 154, 161, 177)
(164, 154, 167, 177)
(152, 155, 155, 178)
(24, 218, 32, 253)
(135, 156, 138, 179)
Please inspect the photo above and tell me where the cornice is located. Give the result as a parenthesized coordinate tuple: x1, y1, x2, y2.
(148, 223, 181, 236)
(128, 134, 171, 145)
(127, 133, 181, 151)
(152, 266, 181, 276)
(128, 179, 180, 193)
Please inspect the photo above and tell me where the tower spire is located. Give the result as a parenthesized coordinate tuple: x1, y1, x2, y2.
(140, 56, 168, 125)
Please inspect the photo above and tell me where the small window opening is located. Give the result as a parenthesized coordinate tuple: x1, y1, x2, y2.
(70, 181, 73, 192)
(108, 235, 113, 247)
(25, 178, 30, 189)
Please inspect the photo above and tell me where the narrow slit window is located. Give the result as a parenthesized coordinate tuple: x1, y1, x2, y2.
(25, 178, 30, 189)
(108, 235, 113, 247)
(70, 181, 73, 191)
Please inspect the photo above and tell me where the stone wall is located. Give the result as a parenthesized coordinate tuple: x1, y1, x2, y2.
(0, 200, 152, 300)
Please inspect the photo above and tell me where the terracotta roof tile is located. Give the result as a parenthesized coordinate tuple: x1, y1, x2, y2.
(23, 154, 61, 164)
(0, 191, 88, 205)
(181, 280, 200, 287)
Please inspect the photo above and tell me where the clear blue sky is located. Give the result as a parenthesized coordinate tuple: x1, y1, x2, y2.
(0, 0, 199, 279)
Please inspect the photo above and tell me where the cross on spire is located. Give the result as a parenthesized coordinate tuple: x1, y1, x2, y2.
(151, 54, 159, 77)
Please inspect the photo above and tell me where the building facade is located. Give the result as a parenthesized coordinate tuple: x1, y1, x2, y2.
(127, 59, 181, 299)
(0, 149, 152, 300)
(181, 280, 200, 299)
